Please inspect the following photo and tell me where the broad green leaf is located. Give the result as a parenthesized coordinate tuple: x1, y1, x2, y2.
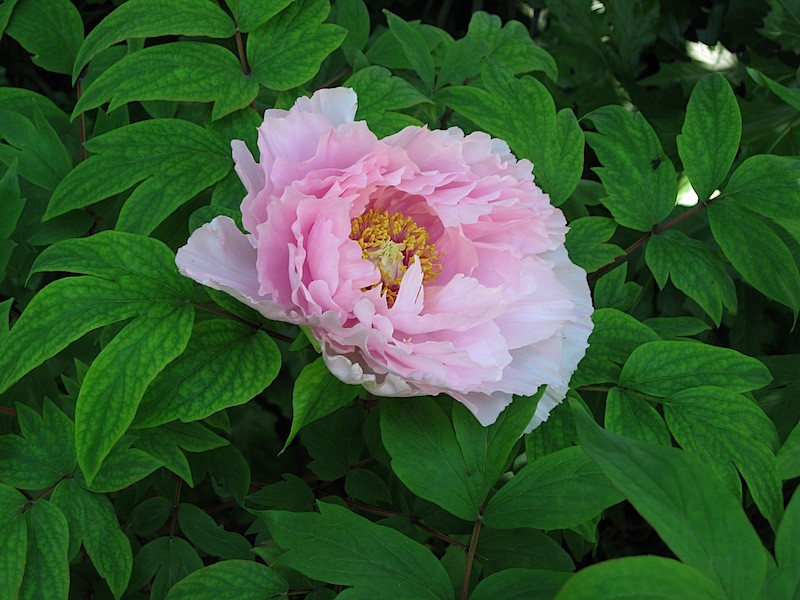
(199, 445, 251, 504)
(748, 67, 800, 112)
(247, 0, 346, 91)
(0, 0, 19, 38)
(73, 42, 258, 121)
(76, 302, 194, 482)
(592, 263, 642, 311)
(224, 0, 294, 32)
(284, 357, 360, 450)
(778, 418, 800, 480)
(50, 478, 132, 599)
(165, 560, 287, 600)
(564, 216, 622, 273)
(677, 73, 741, 202)
(645, 229, 737, 325)
(263, 502, 453, 600)
(471, 568, 571, 600)
(127, 497, 172, 537)
(0, 107, 72, 190)
(385, 11, 435, 92)
(85, 446, 162, 493)
(135, 320, 280, 429)
(344, 468, 391, 505)
(73, 0, 235, 80)
(759, 0, 800, 54)
(572, 308, 660, 387)
(725, 154, 800, 229)
(476, 528, 574, 574)
(482, 446, 622, 530)
(301, 405, 365, 481)
(709, 199, 800, 313)
(380, 397, 480, 520)
(768, 488, 800, 598)
(246, 473, 315, 511)
(20, 500, 69, 600)
(336, 0, 370, 63)
(134, 422, 228, 484)
(605, 387, 670, 445)
(0, 484, 27, 600)
(573, 401, 768, 600)
(437, 35, 490, 88)
(642, 316, 710, 339)
(0, 162, 23, 240)
(555, 556, 724, 600)
(467, 11, 557, 80)
(46, 119, 230, 233)
(605, 0, 660, 76)
(619, 340, 772, 397)
(585, 105, 677, 231)
(6, 0, 83, 74)
(664, 386, 783, 530)
(130, 536, 203, 598)
(178, 504, 253, 560)
(0, 399, 76, 489)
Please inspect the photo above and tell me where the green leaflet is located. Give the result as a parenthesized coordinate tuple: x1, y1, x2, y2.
(645, 229, 737, 326)
(73, 42, 258, 121)
(778, 418, 800, 480)
(0, 0, 19, 38)
(134, 320, 280, 429)
(555, 556, 724, 600)
(20, 500, 70, 600)
(619, 340, 772, 397)
(476, 528, 574, 574)
(592, 263, 642, 311)
(165, 560, 287, 600)
(724, 154, 800, 229)
(130, 536, 203, 598)
(564, 216, 622, 273)
(262, 502, 454, 600)
(605, 0, 660, 76)
(283, 357, 360, 451)
(385, 11, 436, 92)
(247, 0, 346, 91)
(471, 569, 571, 600)
(223, 0, 294, 32)
(0, 162, 23, 240)
(0, 484, 27, 599)
(709, 199, 800, 314)
(437, 35, 491, 89)
(46, 119, 230, 233)
(72, 0, 235, 80)
(435, 66, 583, 205)
(178, 504, 253, 561)
(6, 0, 83, 75)
(482, 446, 623, 530)
(573, 401, 767, 600)
(748, 67, 800, 113)
(759, 0, 800, 54)
(664, 386, 783, 531)
(604, 387, 671, 446)
(0, 399, 76, 490)
(86, 447, 162, 493)
(677, 73, 741, 202)
(50, 479, 132, 599)
(584, 105, 677, 231)
(767, 489, 800, 598)
(336, 0, 370, 64)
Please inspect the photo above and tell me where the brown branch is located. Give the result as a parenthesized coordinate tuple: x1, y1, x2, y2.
(460, 516, 482, 600)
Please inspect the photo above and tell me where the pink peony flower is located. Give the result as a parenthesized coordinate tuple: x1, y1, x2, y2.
(176, 88, 593, 431)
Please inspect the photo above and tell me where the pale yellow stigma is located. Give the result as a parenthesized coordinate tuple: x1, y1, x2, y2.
(350, 208, 442, 305)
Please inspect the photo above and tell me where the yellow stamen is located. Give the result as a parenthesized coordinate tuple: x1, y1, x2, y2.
(351, 208, 442, 306)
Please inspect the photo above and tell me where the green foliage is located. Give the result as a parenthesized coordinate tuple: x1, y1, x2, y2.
(1, 0, 800, 598)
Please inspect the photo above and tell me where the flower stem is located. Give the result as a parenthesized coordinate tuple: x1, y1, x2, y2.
(460, 516, 482, 600)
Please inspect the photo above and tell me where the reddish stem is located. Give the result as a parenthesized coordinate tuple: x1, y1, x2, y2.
(460, 516, 482, 600)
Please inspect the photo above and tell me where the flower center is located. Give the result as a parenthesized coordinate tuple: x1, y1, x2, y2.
(350, 208, 442, 305)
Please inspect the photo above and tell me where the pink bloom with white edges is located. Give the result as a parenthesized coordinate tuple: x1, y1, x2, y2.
(176, 88, 593, 431)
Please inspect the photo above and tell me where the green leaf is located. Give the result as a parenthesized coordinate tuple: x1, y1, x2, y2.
(301, 405, 364, 481)
(73, 0, 235, 80)
(199, 444, 251, 504)
(644, 316, 709, 339)
(476, 528, 574, 574)
(263, 502, 454, 600)
(778, 418, 800, 480)
(759, 0, 800, 54)
(0, 399, 76, 489)
(564, 216, 623, 273)
(645, 229, 737, 325)
(585, 105, 677, 231)
(20, 500, 69, 600)
(768, 488, 800, 598)
(573, 401, 768, 600)
(0, 484, 27, 600)
(131, 536, 203, 598)
(748, 67, 800, 111)
(709, 199, 800, 313)
(0, 162, 23, 240)
(619, 340, 772, 397)
(46, 119, 230, 232)
(605, 387, 671, 445)
(224, 0, 294, 32)
(555, 556, 725, 600)
(592, 263, 642, 311)
(76, 301, 194, 483)
(380, 397, 480, 520)
(467, 11, 557, 80)
(165, 560, 287, 600)
(605, 0, 660, 76)
(50, 478, 132, 599)
(86, 446, 162, 493)
(127, 497, 172, 537)
(664, 386, 783, 530)
(482, 446, 622, 530)
(677, 73, 741, 202)
(178, 503, 252, 560)
(73, 42, 258, 121)
(284, 357, 360, 450)
(134, 422, 227, 484)
(384, 11, 435, 92)
(0, 0, 19, 38)
(724, 154, 800, 229)
(135, 320, 280, 429)
(247, 0, 346, 91)
(471, 568, 571, 600)
(336, 0, 370, 63)
(6, 0, 83, 74)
